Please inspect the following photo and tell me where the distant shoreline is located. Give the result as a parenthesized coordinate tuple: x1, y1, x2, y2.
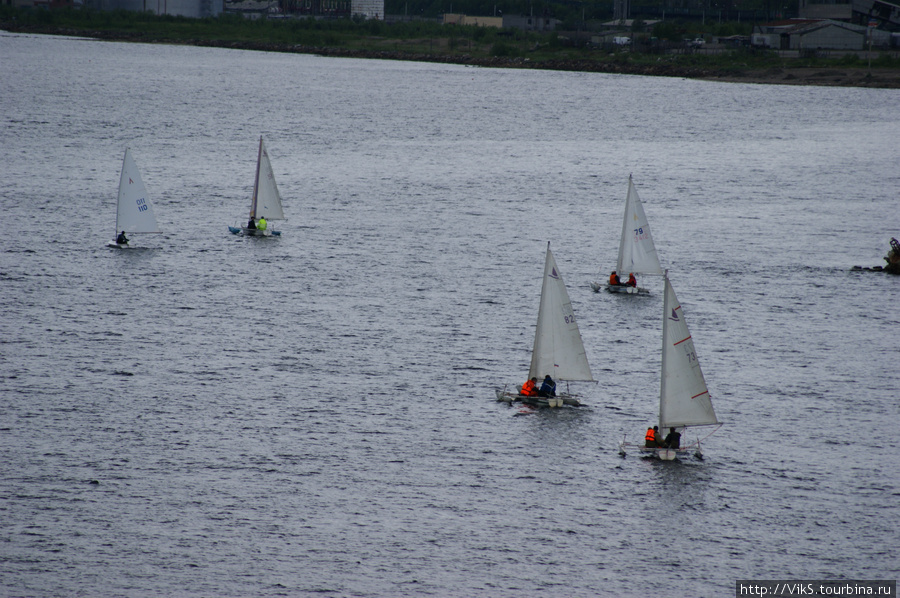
(6, 24, 900, 88)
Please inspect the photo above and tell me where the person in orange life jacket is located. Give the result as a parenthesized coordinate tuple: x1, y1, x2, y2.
(520, 377, 538, 397)
(664, 427, 681, 449)
(627, 273, 637, 287)
(609, 271, 621, 286)
(645, 426, 661, 447)
(538, 375, 556, 397)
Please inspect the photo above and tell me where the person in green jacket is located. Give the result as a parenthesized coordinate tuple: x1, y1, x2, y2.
(257, 216, 267, 232)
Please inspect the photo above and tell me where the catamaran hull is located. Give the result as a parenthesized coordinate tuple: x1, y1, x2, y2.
(605, 284, 649, 295)
(228, 226, 281, 237)
(618, 442, 703, 461)
(495, 390, 582, 408)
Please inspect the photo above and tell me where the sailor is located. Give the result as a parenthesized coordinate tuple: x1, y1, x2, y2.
(627, 273, 637, 287)
(247, 217, 256, 230)
(116, 231, 128, 245)
(663, 427, 681, 449)
(644, 426, 660, 447)
(520, 377, 538, 397)
(609, 271, 621, 286)
(538, 375, 556, 397)
(257, 216, 267, 232)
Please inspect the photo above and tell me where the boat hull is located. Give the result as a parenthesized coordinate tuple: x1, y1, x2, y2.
(618, 441, 702, 460)
(495, 389, 582, 408)
(606, 284, 648, 295)
(107, 240, 137, 248)
(229, 226, 281, 236)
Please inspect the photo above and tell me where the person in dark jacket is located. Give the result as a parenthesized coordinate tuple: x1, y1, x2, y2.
(663, 428, 681, 449)
(116, 231, 128, 245)
(247, 218, 256, 230)
(538, 375, 556, 397)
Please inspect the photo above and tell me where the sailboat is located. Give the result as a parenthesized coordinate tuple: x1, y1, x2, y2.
(229, 136, 285, 236)
(107, 148, 161, 248)
(619, 272, 721, 460)
(590, 175, 662, 294)
(496, 243, 594, 408)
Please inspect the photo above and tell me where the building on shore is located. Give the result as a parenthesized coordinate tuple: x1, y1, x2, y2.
(351, 0, 382, 19)
(442, 13, 560, 31)
(224, 0, 379, 19)
(84, 0, 223, 17)
(752, 18, 892, 49)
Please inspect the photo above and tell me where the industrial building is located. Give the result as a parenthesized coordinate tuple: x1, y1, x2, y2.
(751, 18, 892, 48)
(85, 0, 223, 17)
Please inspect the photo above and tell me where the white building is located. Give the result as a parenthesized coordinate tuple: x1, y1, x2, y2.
(91, 0, 223, 17)
(351, 0, 382, 19)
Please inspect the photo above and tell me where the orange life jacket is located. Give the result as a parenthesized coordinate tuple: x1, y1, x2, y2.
(645, 429, 656, 442)
(609, 273, 619, 285)
(521, 379, 537, 396)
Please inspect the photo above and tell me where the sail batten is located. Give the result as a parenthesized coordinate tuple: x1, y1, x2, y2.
(616, 175, 662, 276)
(659, 275, 718, 431)
(528, 244, 594, 383)
(115, 148, 160, 235)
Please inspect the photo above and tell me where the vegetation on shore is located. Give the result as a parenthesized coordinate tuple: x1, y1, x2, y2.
(2, 6, 899, 84)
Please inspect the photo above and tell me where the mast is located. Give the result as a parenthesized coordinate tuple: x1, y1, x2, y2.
(250, 136, 263, 219)
(616, 174, 633, 274)
(616, 175, 663, 278)
(529, 242, 593, 383)
(114, 148, 128, 234)
(658, 270, 669, 431)
(115, 148, 160, 235)
(658, 271, 718, 431)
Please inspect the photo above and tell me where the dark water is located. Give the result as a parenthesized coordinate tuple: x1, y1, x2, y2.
(1, 32, 898, 597)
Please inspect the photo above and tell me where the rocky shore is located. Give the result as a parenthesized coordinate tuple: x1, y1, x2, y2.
(6, 23, 900, 88)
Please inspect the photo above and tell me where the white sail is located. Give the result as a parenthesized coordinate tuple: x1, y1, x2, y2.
(616, 175, 662, 276)
(115, 148, 160, 234)
(250, 136, 285, 221)
(659, 275, 718, 430)
(528, 244, 594, 382)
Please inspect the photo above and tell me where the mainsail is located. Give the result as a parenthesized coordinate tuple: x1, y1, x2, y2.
(250, 136, 285, 221)
(659, 275, 718, 430)
(529, 243, 594, 382)
(616, 175, 663, 276)
(115, 148, 160, 234)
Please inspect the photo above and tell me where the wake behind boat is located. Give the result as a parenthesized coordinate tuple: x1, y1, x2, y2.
(590, 175, 663, 295)
(619, 272, 721, 460)
(496, 243, 594, 408)
(229, 136, 285, 237)
(106, 148, 161, 248)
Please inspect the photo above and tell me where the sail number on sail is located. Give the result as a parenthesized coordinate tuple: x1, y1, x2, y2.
(675, 336, 698, 364)
(136, 197, 149, 212)
(633, 227, 650, 241)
